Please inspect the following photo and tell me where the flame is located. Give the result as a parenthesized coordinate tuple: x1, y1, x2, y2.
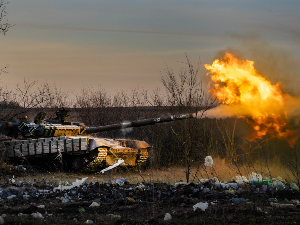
(204, 52, 300, 147)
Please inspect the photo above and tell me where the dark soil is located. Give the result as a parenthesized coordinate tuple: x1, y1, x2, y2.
(0, 175, 300, 225)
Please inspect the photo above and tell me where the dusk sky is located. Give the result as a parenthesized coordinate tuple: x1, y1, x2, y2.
(1, 0, 300, 97)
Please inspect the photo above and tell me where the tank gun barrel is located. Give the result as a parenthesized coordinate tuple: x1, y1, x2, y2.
(85, 113, 194, 134)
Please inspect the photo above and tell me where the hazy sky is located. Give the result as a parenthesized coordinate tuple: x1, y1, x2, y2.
(1, 0, 300, 96)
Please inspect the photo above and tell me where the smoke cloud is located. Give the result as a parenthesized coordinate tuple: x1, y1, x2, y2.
(199, 44, 300, 146)
(202, 34, 300, 120)
(227, 34, 300, 96)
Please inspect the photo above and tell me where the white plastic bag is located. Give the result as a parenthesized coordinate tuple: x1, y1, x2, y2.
(248, 172, 262, 182)
(193, 202, 209, 211)
(31, 212, 44, 219)
(204, 156, 213, 167)
(164, 213, 172, 221)
(235, 175, 248, 184)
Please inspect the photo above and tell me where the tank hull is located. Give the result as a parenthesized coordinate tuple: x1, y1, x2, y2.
(0, 136, 150, 170)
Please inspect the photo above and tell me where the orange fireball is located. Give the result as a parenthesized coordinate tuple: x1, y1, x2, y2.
(204, 52, 299, 147)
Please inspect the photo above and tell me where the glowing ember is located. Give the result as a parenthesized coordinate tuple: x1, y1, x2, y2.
(204, 52, 300, 147)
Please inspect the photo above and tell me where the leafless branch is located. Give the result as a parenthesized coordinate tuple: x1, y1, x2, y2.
(0, 0, 12, 35)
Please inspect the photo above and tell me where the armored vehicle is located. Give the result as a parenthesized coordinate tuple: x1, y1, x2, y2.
(0, 108, 194, 171)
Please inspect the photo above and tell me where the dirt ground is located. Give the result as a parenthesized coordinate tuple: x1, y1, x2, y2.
(11, 157, 297, 185)
(0, 160, 300, 224)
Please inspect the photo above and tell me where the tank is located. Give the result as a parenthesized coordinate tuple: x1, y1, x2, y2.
(0, 108, 194, 171)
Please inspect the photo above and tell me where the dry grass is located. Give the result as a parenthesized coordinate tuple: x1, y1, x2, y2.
(11, 157, 296, 186)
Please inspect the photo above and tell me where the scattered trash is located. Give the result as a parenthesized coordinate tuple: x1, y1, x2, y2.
(79, 207, 86, 213)
(94, 198, 101, 203)
(31, 212, 44, 219)
(113, 178, 127, 186)
(204, 156, 213, 167)
(268, 198, 278, 202)
(7, 195, 16, 200)
(290, 183, 299, 191)
(38, 190, 50, 194)
(0, 169, 299, 224)
(272, 180, 285, 190)
(262, 178, 270, 186)
(231, 198, 246, 202)
(164, 213, 172, 221)
(62, 198, 69, 203)
(0, 216, 4, 225)
(227, 183, 239, 190)
(69, 189, 77, 195)
(89, 202, 100, 207)
(23, 195, 30, 200)
(270, 202, 295, 208)
(193, 202, 209, 211)
(59, 181, 69, 186)
(235, 176, 248, 184)
(261, 185, 268, 192)
(175, 182, 188, 186)
(9, 175, 15, 184)
(199, 179, 208, 184)
(256, 207, 263, 213)
(127, 197, 135, 202)
(203, 188, 210, 193)
(225, 190, 236, 195)
(54, 177, 88, 191)
(218, 183, 227, 189)
(248, 172, 262, 183)
(100, 159, 125, 173)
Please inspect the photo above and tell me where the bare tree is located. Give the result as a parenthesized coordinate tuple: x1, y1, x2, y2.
(0, 1, 19, 122)
(74, 87, 112, 126)
(0, 79, 61, 122)
(161, 55, 204, 107)
(160, 56, 213, 182)
(0, 0, 12, 35)
(0, 0, 11, 79)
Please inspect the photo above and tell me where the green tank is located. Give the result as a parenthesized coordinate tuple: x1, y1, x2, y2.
(0, 108, 194, 171)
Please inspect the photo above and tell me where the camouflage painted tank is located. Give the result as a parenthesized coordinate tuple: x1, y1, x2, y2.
(0, 108, 194, 171)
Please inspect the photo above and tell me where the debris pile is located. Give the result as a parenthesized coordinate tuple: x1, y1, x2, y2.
(0, 173, 299, 224)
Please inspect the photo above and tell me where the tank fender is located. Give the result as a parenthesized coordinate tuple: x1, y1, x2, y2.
(88, 138, 110, 151)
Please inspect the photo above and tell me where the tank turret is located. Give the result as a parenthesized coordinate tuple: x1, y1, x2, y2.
(0, 108, 194, 139)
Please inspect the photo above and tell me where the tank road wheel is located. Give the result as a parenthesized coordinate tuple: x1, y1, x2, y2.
(71, 157, 84, 172)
